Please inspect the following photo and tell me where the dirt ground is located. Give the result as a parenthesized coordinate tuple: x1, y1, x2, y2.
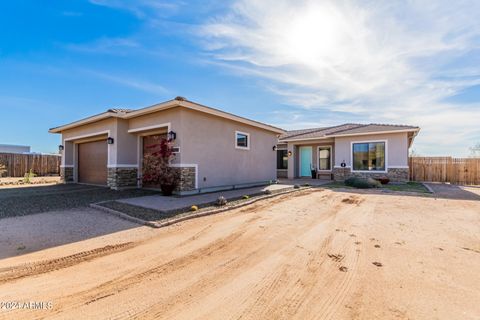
(0, 188, 479, 320)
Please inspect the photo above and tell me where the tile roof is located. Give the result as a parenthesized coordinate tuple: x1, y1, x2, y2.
(107, 108, 133, 113)
(279, 123, 419, 141)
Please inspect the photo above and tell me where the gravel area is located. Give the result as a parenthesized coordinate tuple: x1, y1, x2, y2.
(0, 184, 157, 219)
(99, 193, 269, 222)
(98, 201, 181, 221)
(97, 186, 312, 223)
(0, 208, 152, 260)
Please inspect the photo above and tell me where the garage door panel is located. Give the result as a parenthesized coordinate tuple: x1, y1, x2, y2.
(78, 140, 107, 185)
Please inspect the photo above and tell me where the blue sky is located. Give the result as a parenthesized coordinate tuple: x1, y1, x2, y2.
(1, 1, 479, 156)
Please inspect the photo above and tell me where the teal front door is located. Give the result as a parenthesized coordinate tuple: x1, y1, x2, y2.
(299, 146, 312, 177)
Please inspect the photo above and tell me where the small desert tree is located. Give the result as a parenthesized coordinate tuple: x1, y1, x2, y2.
(142, 138, 180, 195)
(470, 143, 480, 157)
(0, 160, 6, 178)
(409, 148, 420, 157)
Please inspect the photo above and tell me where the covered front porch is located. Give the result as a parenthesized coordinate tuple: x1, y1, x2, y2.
(276, 139, 335, 180)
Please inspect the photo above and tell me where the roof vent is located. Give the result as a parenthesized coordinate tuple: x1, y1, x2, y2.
(174, 96, 187, 101)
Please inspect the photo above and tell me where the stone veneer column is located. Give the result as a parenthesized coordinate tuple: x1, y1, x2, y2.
(60, 167, 74, 183)
(107, 167, 139, 189)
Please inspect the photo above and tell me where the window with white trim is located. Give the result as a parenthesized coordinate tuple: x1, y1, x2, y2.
(318, 147, 331, 171)
(235, 131, 250, 149)
(352, 142, 385, 171)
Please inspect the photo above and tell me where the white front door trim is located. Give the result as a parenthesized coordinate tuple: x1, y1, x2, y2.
(316, 145, 333, 172)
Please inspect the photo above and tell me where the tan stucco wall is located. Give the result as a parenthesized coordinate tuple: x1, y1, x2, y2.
(127, 107, 182, 165)
(61, 118, 115, 167)
(177, 108, 278, 188)
(58, 106, 279, 189)
(115, 119, 138, 165)
(334, 132, 409, 168)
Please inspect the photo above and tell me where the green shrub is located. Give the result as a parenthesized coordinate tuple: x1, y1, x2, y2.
(344, 177, 359, 187)
(367, 178, 382, 188)
(23, 169, 36, 184)
(242, 195, 250, 199)
(190, 205, 199, 211)
(345, 177, 381, 189)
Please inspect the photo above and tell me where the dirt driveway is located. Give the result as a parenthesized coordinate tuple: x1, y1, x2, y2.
(0, 189, 479, 319)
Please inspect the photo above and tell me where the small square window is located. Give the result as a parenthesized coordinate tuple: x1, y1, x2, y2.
(235, 131, 250, 150)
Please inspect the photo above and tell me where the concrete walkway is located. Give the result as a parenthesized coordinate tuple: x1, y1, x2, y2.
(118, 180, 330, 212)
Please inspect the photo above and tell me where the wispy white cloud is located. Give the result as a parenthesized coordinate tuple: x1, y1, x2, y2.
(62, 11, 83, 17)
(81, 69, 168, 94)
(64, 37, 140, 54)
(89, 0, 184, 18)
(198, 0, 480, 156)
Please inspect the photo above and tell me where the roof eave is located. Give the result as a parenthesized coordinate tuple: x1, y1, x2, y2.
(279, 128, 420, 142)
(329, 128, 420, 138)
(48, 99, 286, 135)
(48, 112, 118, 134)
(124, 99, 286, 134)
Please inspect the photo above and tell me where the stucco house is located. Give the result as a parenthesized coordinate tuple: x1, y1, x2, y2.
(49, 97, 284, 194)
(50, 97, 419, 193)
(276, 124, 419, 182)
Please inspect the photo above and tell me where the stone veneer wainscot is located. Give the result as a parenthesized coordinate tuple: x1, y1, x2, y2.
(175, 166, 196, 192)
(333, 167, 409, 182)
(60, 167, 74, 183)
(107, 167, 138, 189)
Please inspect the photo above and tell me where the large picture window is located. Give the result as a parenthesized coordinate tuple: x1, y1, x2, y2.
(277, 150, 288, 169)
(352, 142, 385, 171)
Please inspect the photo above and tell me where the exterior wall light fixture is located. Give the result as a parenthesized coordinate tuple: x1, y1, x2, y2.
(168, 131, 177, 141)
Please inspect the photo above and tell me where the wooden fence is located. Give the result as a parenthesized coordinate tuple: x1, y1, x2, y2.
(0, 153, 61, 178)
(409, 157, 480, 185)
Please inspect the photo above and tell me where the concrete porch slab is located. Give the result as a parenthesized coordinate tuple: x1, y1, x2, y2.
(117, 180, 329, 212)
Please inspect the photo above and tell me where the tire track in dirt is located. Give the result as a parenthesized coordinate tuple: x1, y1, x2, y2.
(315, 199, 372, 320)
(68, 190, 332, 319)
(219, 195, 356, 319)
(240, 231, 334, 318)
(265, 200, 365, 320)
(2, 189, 348, 320)
(0, 242, 135, 284)
(46, 229, 249, 318)
(44, 189, 300, 320)
(127, 193, 335, 319)
(6, 193, 316, 319)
